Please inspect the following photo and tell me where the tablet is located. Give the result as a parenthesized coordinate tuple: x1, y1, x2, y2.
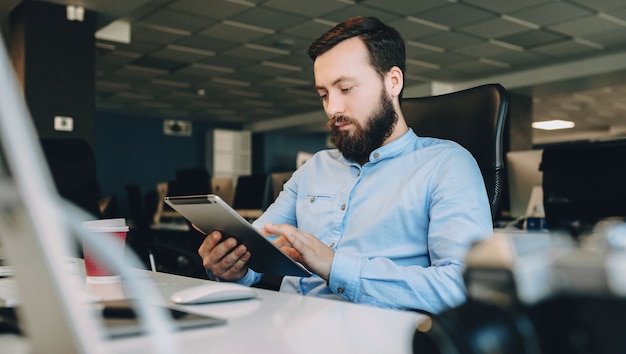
(164, 194, 312, 278)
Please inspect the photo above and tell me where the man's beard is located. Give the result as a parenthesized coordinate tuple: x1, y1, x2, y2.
(328, 91, 398, 164)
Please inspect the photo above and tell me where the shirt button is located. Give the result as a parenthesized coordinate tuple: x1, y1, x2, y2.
(341, 204, 346, 210)
(310, 196, 315, 203)
(373, 152, 379, 158)
(337, 287, 344, 294)
(329, 242, 335, 248)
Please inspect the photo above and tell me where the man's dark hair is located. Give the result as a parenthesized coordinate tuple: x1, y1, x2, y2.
(307, 16, 406, 98)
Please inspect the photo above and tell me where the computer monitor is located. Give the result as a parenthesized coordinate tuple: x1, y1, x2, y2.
(233, 174, 270, 210)
(211, 177, 235, 206)
(506, 150, 543, 219)
(541, 139, 626, 235)
(270, 171, 293, 202)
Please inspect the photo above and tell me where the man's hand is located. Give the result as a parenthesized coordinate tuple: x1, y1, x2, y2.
(259, 223, 334, 281)
(197, 231, 250, 281)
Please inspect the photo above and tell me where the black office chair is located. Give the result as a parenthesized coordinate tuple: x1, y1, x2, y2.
(401, 83, 510, 219)
(40, 138, 103, 218)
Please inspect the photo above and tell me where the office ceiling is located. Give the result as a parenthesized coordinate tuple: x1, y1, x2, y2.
(2, 0, 626, 144)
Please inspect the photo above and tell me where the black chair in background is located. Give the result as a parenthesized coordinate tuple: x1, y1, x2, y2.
(167, 166, 212, 197)
(40, 138, 103, 218)
(401, 83, 510, 219)
(40, 138, 105, 258)
(233, 174, 271, 221)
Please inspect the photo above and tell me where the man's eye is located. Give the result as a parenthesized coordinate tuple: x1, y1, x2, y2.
(319, 94, 328, 101)
(341, 87, 352, 93)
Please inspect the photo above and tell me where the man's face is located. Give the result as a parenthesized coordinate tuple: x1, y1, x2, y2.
(328, 90, 397, 163)
(313, 37, 398, 163)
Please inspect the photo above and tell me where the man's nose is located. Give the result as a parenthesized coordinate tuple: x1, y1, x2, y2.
(325, 92, 346, 118)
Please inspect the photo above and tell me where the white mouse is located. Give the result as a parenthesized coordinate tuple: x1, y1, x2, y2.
(170, 283, 258, 305)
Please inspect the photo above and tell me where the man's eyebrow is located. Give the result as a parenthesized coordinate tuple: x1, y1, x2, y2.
(314, 76, 355, 90)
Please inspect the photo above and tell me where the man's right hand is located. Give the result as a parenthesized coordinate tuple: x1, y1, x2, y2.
(197, 230, 251, 281)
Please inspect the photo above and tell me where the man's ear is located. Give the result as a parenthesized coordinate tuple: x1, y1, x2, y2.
(386, 66, 404, 98)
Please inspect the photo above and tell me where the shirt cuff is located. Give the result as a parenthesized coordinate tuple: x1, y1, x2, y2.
(205, 268, 262, 286)
(328, 251, 365, 301)
(233, 268, 263, 286)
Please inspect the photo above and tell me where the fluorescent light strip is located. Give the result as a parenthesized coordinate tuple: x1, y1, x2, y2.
(598, 12, 626, 27)
(123, 65, 168, 75)
(225, 0, 256, 7)
(275, 76, 311, 86)
(140, 23, 191, 36)
(191, 63, 235, 73)
(262, 61, 302, 72)
(212, 77, 251, 87)
(245, 43, 290, 55)
(489, 39, 524, 52)
(404, 73, 432, 82)
(573, 37, 604, 50)
(313, 18, 338, 27)
(151, 79, 190, 88)
(501, 15, 540, 29)
(406, 58, 440, 70)
(532, 120, 575, 130)
(222, 20, 275, 34)
(479, 57, 510, 68)
(166, 45, 215, 56)
(406, 40, 445, 53)
(95, 42, 116, 51)
(406, 16, 450, 31)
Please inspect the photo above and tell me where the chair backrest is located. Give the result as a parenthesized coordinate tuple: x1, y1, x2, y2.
(168, 166, 212, 196)
(233, 174, 270, 210)
(40, 138, 102, 217)
(401, 83, 510, 218)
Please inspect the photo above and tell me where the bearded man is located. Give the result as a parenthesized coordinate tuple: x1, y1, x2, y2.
(198, 16, 492, 314)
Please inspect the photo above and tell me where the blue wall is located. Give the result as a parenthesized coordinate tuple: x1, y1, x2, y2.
(94, 112, 329, 218)
(95, 113, 220, 217)
(260, 132, 329, 172)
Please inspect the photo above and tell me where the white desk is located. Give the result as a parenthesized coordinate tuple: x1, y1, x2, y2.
(4, 269, 425, 354)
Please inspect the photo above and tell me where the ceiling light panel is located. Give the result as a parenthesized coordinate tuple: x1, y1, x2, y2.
(168, 0, 251, 18)
(264, 0, 348, 17)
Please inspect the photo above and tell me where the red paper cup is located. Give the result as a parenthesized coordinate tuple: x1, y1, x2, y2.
(82, 218, 129, 281)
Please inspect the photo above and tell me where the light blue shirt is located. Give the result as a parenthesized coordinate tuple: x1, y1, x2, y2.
(239, 129, 493, 313)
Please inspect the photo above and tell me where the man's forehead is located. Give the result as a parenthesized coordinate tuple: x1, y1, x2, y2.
(313, 39, 373, 86)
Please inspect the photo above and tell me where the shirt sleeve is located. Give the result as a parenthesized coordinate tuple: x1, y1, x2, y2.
(328, 147, 493, 314)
